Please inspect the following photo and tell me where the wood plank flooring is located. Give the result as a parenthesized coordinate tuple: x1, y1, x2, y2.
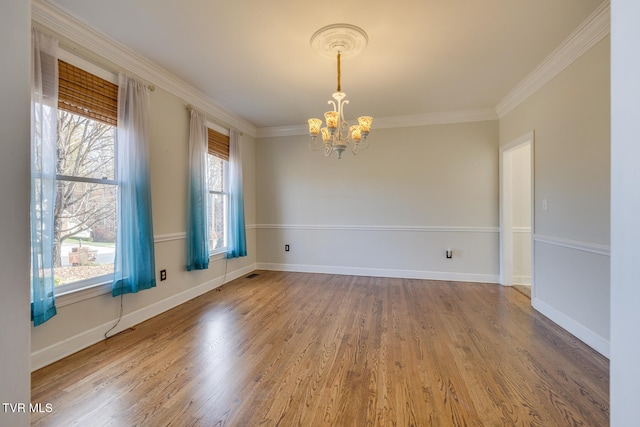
(31, 271, 609, 426)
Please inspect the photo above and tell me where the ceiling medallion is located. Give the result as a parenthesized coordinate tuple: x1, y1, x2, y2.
(307, 24, 373, 159)
(310, 24, 368, 58)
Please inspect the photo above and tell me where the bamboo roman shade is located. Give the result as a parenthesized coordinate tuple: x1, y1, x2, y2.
(207, 128, 230, 161)
(58, 60, 118, 126)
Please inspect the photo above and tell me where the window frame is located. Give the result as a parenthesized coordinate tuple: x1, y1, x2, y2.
(54, 49, 119, 299)
(206, 122, 230, 256)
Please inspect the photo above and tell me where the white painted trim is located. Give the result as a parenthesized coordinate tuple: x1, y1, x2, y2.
(55, 232, 225, 307)
(502, 130, 536, 152)
(512, 227, 532, 233)
(256, 109, 499, 138)
(512, 276, 531, 286)
(56, 282, 112, 308)
(31, 263, 257, 371)
(154, 232, 187, 243)
(532, 297, 609, 358)
(31, 1, 257, 137)
(499, 131, 534, 288)
(207, 121, 229, 137)
(58, 46, 117, 84)
(32, 0, 608, 138)
(534, 234, 610, 256)
(255, 224, 499, 233)
(153, 228, 255, 243)
(257, 262, 499, 284)
(495, 1, 610, 118)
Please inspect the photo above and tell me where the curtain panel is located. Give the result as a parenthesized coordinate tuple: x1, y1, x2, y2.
(30, 29, 59, 326)
(112, 74, 156, 296)
(186, 108, 210, 270)
(227, 129, 247, 258)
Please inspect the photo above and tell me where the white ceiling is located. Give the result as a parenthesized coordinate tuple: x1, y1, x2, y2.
(44, 0, 605, 131)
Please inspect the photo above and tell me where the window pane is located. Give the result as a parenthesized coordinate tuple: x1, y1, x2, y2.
(54, 181, 117, 286)
(208, 193, 227, 252)
(207, 154, 225, 192)
(57, 110, 115, 180)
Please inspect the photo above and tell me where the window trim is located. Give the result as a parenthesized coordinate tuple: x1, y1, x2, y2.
(58, 47, 118, 85)
(206, 121, 230, 256)
(207, 153, 229, 255)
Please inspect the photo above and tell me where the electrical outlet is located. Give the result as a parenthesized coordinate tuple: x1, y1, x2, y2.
(285, 244, 290, 252)
(160, 269, 167, 281)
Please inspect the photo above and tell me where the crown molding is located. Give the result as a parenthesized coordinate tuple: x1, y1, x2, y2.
(256, 108, 498, 138)
(31, 0, 258, 137)
(374, 109, 499, 129)
(495, 1, 610, 118)
(32, 0, 609, 137)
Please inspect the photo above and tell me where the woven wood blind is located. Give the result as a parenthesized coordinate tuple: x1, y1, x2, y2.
(207, 128, 230, 161)
(58, 60, 118, 126)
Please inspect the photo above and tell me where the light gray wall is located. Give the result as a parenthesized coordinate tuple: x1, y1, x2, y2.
(500, 36, 610, 355)
(256, 121, 500, 282)
(611, 0, 640, 424)
(0, 1, 31, 426)
(30, 70, 257, 368)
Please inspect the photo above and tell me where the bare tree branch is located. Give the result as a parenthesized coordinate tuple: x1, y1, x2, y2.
(53, 111, 116, 267)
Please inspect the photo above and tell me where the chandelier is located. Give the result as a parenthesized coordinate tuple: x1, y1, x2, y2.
(307, 24, 373, 159)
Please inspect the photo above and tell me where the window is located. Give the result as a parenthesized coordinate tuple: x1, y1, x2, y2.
(207, 127, 229, 254)
(53, 57, 118, 294)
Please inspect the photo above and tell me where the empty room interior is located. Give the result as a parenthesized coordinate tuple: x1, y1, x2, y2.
(5, 0, 640, 425)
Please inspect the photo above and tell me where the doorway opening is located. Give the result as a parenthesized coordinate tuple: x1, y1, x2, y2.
(500, 131, 534, 298)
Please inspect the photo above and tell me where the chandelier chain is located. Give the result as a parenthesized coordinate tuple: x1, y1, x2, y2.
(337, 52, 341, 92)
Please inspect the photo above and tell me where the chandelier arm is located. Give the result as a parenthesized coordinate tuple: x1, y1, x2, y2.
(339, 99, 349, 122)
(324, 144, 333, 156)
(339, 120, 350, 141)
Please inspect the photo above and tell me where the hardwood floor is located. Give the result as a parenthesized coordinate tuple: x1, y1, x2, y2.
(512, 284, 531, 299)
(31, 271, 609, 426)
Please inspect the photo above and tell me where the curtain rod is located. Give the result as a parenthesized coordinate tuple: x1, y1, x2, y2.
(185, 104, 243, 136)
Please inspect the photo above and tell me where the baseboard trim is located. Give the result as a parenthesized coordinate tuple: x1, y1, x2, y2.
(513, 275, 531, 285)
(31, 263, 257, 372)
(532, 297, 609, 359)
(256, 262, 499, 284)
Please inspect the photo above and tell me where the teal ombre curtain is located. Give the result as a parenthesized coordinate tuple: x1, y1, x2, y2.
(226, 129, 247, 259)
(186, 108, 210, 270)
(112, 74, 156, 296)
(30, 29, 58, 326)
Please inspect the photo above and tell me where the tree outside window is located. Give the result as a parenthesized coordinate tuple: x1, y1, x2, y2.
(207, 153, 227, 252)
(54, 110, 117, 287)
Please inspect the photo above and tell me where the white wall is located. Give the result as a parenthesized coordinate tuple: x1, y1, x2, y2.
(0, 1, 31, 426)
(500, 36, 610, 356)
(30, 67, 257, 369)
(256, 121, 500, 282)
(610, 0, 640, 424)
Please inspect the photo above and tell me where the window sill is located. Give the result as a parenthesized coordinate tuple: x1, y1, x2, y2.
(55, 250, 229, 308)
(56, 280, 112, 308)
(209, 249, 228, 260)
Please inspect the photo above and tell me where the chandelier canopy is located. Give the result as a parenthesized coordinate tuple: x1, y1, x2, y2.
(307, 24, 373, 159)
